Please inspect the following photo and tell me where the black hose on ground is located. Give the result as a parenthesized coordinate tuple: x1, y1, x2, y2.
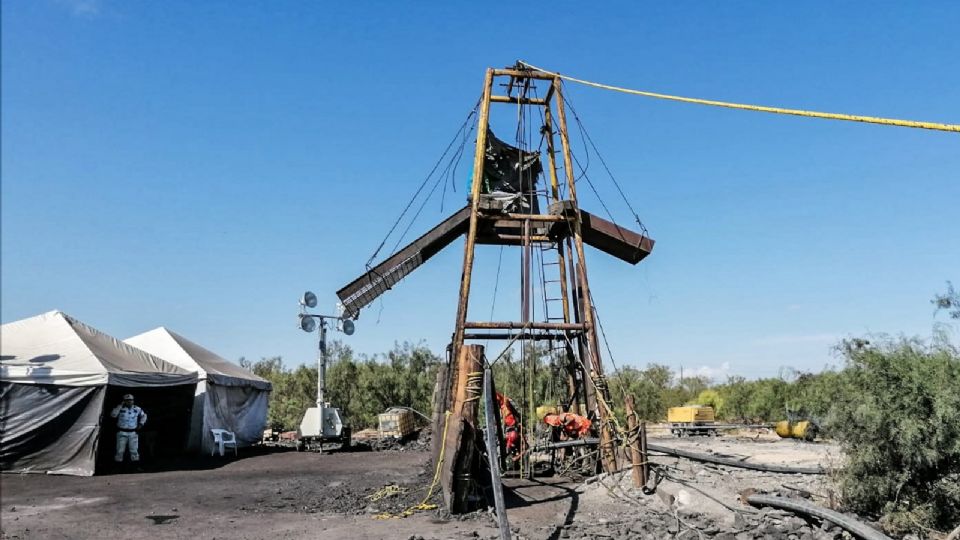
(745, 494, 892, 540)
(646, 443, 827, 475)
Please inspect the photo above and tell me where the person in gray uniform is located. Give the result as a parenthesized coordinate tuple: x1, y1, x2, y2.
(111, 394, 147, 470)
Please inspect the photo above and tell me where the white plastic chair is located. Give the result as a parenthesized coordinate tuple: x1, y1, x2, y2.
(210, 429, 238, 457)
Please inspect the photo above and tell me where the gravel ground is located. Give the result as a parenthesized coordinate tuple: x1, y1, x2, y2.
(0, 436, 899, 539)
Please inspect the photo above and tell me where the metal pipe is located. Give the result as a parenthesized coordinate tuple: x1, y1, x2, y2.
(531, 438, 600, 451)
(482, 369, 511, 540)
(489, 95, 546, 105)
(464, 332, 581, 341)
(745, 495, 892, 540)
(464, 321, 586, 331)
(646, 443, 827, 475)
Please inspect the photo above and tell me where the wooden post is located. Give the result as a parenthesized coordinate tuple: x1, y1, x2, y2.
(640, 421, 649, 487)
(430, 364, 449, 462)
(441, 344, 485, 513)
(451, 69, 495, 356)
(625, 395, 644, 488)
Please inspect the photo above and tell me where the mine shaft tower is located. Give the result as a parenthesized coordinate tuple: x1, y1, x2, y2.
(336, 64, 654, 511)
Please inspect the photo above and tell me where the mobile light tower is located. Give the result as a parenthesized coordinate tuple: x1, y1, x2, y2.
(296, 291, 355, 451)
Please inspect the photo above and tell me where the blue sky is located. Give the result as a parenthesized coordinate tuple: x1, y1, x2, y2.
(3, 1, 958, 379)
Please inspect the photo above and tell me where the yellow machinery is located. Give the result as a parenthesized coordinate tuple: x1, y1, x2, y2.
(775, 420, 817, 441)
(667, 406, 717, 437)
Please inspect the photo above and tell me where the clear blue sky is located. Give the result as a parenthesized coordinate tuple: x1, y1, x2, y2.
(3, 1, 958, 380)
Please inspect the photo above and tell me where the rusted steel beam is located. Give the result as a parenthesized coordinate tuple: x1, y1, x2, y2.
(337, 206, 471, 318)
(489, 95, 547, 105)
(578, 210, 654, 265)
(464, 321, 586, 331)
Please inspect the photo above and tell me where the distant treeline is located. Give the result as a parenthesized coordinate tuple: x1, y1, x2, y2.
(243, 286, 960, 532)
(243, 330, 958, 533)
(242, 340, 843, 431)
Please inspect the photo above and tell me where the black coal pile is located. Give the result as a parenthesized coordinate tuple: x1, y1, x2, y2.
(373, 428, 432, 452)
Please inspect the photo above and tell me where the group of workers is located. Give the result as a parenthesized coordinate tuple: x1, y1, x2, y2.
(495, 391, 592, 460)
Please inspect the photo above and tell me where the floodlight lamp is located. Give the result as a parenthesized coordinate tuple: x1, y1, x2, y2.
(341, 319, 355, 336)
(299, 314, 317, 333)
(300, 291, 318, 308)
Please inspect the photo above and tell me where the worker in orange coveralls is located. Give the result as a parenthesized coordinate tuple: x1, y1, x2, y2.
(495, 392, 523, 461)
(543, 412, 592, 439)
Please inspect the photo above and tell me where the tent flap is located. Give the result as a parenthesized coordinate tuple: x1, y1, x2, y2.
(201, 383, 270, 454)
(0, 383, 106, 476)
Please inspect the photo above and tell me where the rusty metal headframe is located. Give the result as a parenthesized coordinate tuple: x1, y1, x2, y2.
(334, 65, 655, 513)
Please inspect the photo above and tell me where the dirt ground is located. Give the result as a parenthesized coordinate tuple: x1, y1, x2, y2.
(0, 448, 499, 540)
(1, 435, 891, 540)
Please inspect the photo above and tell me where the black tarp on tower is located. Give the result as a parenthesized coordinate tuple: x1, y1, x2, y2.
(480, 129, 543, 212)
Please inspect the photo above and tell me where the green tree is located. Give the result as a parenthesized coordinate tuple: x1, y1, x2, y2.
(932, 280, 960, 319)
(828, 337, 960, 532)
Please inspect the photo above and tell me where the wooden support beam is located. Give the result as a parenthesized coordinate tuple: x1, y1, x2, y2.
(440, 344, 485, 513)
(452, 69, 495, 356)
(625, 395, 645, 488)
(430, 365, 449, 463)
(491, 68, 554, 80)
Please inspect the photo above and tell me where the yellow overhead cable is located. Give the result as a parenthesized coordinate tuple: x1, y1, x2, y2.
(519, 61, 960, 133)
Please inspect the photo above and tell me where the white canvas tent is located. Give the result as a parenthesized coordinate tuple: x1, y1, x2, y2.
(125, 327, 271, 455)
(0, 311, 198, 476)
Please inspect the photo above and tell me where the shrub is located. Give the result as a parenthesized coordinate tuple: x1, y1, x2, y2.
(827, 337, 960, 533)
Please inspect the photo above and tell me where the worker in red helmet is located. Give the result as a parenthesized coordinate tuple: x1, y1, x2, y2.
(543, 412, 592, 439)
(495, 392, 523, 460)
